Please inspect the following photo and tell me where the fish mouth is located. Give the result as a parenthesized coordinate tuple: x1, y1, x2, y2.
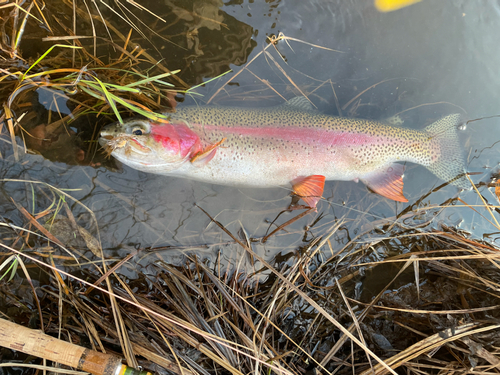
(99, 122, 125, 148)
(98, 130, 118, 148)
(99, 124, 115, 144)
(99, 133, 153, 159)
(98, 126, 128, 155)
(98, 136, 109, 147)
(99, 134, 114, 145)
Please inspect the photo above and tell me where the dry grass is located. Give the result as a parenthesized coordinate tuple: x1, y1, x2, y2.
(1, 177, 500, 374)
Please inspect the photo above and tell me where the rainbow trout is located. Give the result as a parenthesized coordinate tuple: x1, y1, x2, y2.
(100, 97, 467, 207)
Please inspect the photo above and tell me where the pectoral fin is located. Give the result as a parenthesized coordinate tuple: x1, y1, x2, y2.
(190, 138, 226, 167)
(361, 163, 408, 202)
(291, 175, 326, 208)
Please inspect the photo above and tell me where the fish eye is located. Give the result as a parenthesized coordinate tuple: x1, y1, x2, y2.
(132, 127, 143, 136)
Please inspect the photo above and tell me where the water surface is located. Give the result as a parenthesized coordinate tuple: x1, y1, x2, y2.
(2, 0, 500, 278)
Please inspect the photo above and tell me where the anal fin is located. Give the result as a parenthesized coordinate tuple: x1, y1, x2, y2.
(291, 175, 326, 208)
(360, 163, 408, 202)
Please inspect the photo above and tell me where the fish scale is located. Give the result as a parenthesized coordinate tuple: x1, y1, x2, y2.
(100, 96, 468, 207)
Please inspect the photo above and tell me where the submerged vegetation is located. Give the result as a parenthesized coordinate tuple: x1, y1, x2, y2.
(0, 0, 185, 166)
(1, 1, 500, 374)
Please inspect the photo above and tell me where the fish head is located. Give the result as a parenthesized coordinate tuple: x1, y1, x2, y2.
(99, 118, 201, 172)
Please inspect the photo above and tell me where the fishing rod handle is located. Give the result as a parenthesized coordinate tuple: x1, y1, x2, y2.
(0, 317, 151, 375)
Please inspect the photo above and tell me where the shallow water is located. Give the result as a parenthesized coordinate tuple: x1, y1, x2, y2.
(2, 0, 500, 278)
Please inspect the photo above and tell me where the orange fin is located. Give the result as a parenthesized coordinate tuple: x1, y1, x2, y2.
(190, 138, 226, 167)
(360, 163, 408, 202)
(291, 175, 325, 208)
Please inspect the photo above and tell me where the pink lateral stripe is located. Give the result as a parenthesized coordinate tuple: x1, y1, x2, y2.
(188, 123, 379, 147)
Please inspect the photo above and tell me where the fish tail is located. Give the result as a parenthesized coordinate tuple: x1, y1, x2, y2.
(424, 114, 469, 189)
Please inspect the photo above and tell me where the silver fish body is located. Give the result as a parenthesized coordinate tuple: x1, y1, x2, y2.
(100, 97, 468, 205)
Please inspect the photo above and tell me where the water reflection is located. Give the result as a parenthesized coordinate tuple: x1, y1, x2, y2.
(163, 0, 257, 80)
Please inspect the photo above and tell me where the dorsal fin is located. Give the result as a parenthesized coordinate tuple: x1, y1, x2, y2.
(384, 114, 404, 126)
(282, 96, 316, 111)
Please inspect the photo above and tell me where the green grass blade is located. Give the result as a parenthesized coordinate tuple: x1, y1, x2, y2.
(0, 255, 18, 282)
(111, 95, 169, 121)
(22, 45, 82, 80)
(89, 76, 123, 123)
(186, 70, 232, 93)
(79, 80, 141, 93)
(78, 85, 106, 101)
(80, 80, 168, 122)
(124, 70, 180, 88)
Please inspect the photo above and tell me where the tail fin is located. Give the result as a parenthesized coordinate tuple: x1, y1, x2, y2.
(425, 114, 469, 189)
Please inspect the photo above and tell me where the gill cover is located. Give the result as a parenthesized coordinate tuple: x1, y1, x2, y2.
(100, 118, 202, 172)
